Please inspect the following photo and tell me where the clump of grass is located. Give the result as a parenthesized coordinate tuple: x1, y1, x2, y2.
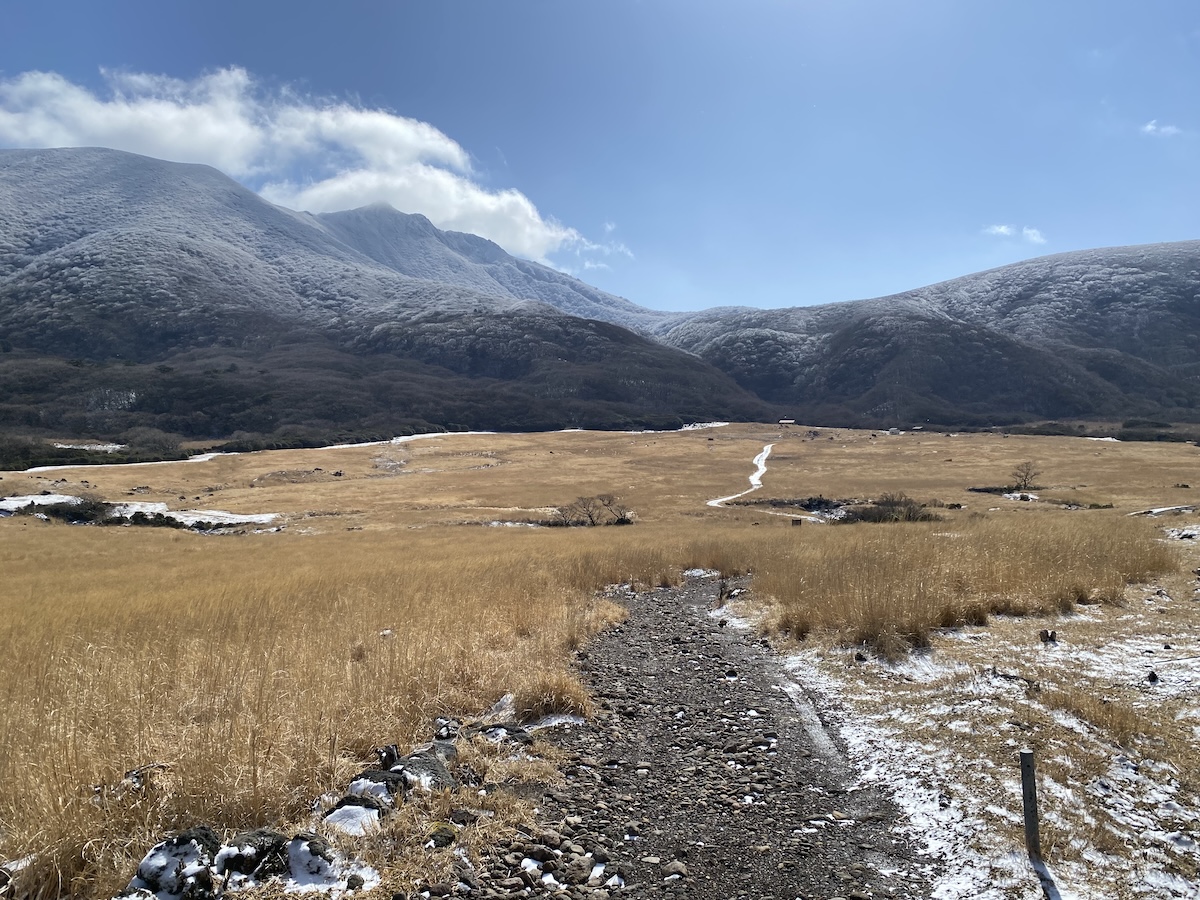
(755, 515, 1177, 657)
(1042, 689, 1147, 748)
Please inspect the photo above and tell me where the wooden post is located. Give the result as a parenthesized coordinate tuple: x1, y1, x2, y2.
(1021, 749, 1042, 860)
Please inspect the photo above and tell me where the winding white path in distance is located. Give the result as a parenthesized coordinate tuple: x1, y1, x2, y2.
(707, 443, 774, 507)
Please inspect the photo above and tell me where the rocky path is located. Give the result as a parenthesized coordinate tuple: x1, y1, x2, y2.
(474, 575, 937, 900)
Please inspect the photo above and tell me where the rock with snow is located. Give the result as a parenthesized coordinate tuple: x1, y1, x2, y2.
(212, 828, 289, 882)
(286, 833, 337, 882)
(462, 720, 533, 745)
(124, 825, 221, 898)
(347, 768, 407, 804)
(395, 748, 459, 792)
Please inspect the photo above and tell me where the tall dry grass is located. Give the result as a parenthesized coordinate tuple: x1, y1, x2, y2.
(0, 523, 718, 899)
(0, 507, 1179, 897)
(752, 515, 1177, 655)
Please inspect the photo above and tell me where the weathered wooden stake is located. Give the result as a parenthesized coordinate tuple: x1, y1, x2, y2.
(1020, 749, 1042, 860)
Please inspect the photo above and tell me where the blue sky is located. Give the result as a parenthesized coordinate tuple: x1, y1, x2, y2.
(1, 1, 1196, 311)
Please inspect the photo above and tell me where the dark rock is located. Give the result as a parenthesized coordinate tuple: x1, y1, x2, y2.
(328, 793, 387, 813)
(374, 744, 403, 770)
(662, 860, 688, 878)
(463, 720, 533, 745)
(426, 823, 457, 848)
(214, 828, 289, 879)
(393, 748, 459, 791)
(524, 844, 556, 863)
(563, 858, 595, 884)
(450, 808, 480, 826)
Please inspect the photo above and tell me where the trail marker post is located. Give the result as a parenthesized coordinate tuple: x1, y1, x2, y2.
(1020, 749, 1042, 860)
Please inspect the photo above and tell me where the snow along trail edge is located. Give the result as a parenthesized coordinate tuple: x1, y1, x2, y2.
(511, 574, 937, 899)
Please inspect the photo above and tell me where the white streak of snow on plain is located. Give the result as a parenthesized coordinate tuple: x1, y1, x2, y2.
(0, 494, 82, 510)
(707, 443, 773, 507)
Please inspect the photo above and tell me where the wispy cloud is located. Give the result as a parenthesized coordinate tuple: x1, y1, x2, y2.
(1141, 119, 1182, 137)
(0, 67, 621, 266)
(984, 223, 1046, 245)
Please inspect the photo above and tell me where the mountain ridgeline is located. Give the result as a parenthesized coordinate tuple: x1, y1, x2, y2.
(1, 147, 1198, 447)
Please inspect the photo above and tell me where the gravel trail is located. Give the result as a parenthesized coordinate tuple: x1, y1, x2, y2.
(475, 576, 937, 899)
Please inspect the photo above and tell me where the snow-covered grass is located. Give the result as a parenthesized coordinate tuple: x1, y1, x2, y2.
(768, 521, 1200, 899)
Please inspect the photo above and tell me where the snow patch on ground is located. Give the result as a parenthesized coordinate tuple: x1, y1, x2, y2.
(780, 597, 1200, 900)
(707, 443, 774, 507)
(110, 502, 279, 526)
(0, 495, 279, 527)
(1130, 505, 1196, 518)
(322, 805, 380, 837)
(624, 422, 729, 434)
(0, 493, 82, 510)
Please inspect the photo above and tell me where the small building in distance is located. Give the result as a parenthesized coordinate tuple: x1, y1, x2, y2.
(778, 418, 796, 426)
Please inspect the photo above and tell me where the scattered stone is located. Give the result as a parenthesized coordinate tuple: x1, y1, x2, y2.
(662, 860, 689, 878)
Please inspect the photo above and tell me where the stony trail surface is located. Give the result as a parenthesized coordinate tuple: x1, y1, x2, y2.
(474, 575, 937, 900)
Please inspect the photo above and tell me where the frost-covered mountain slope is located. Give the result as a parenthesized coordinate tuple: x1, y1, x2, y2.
(315, 204, 665, 332)
(656, 243, 1200, 423)
(0, 147, 559, 359)
(0, 147, 767, 437)
(3, 146, 1199, 431)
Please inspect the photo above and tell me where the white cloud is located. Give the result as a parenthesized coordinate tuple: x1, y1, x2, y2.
(0, 67, 619, 265)
(1141, 119, 1181, 137)
(984, 223, 1046, 245)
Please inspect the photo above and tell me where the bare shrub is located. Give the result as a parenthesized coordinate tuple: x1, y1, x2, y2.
(839, 492, 940, 524)
(550, 495, 635, 527)
(1012, 460, 1042, 490)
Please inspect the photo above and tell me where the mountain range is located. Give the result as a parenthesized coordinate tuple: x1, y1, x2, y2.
(1, 147, 1198, 449)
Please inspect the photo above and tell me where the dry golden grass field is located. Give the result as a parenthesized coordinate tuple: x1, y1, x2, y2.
(1, 423, 1197, 898)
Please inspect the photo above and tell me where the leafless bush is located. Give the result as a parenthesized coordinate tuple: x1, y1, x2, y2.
(551, 495, 635, 527)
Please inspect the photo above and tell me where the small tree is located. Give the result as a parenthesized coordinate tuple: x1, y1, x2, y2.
(598, 493, 634, 525)
(1012, 461, 1042, 491)
(569, 495, 605, 526)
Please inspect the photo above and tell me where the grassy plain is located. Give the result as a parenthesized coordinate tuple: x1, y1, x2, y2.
(1, 423, 1197, 897)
